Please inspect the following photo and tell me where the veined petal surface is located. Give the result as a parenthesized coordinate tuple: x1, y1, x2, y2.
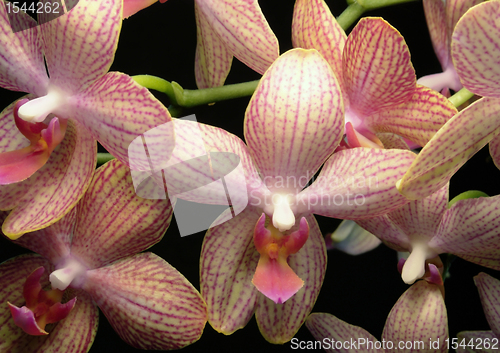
(356, 215, 409, 252)
(84, 252, 207, 350)
(452, 1, 500, 97)
(196, 0, 279, 77)
(489, 134, 500, 170)
(255, 215, 326, 343)
(446, 0, 483, 41)
(423, 0, 448, 70)
(298, 148, 415, 219)
(244, 48, 343, 193)
(343, 17, 415, 116)
(40, 0, 122, 94)
(0, 3, 48, 95)
(398, 98, 500, 200)
(200, 207, 261, 335)
(71, 159, 173, 269)
(474, 273, 500, 337)
(2, 120, 96, 238)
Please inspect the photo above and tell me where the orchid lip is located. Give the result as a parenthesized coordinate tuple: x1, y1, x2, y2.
(18, 88, 67, 123)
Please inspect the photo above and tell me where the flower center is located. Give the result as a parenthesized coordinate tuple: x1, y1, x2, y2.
(401, 242, 438, 284)
(271, 194, 295, 232)
(50, 258, 87, 291)
(17, 88, 67, 123)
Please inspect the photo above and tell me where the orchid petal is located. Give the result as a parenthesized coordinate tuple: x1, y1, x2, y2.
(382, 281, 448, 352)
(8, 303, 48, 335)
(457, 331, 498, 353)
(377, 132, 410, 150)
(432, 195, 500, 270)
(356, 215, 409, 252)
(70, 159, 173, 269)
(474, 273, 500, 337)
(196, 0, 279, 77)
(298, 148, 415, 219)
(40, 0, 122, 94)
(200, 207, 261, 335)
(194, 1, 233, 89)
(0, 3, 48, 95)
(2, 119, 96, 239)
(446, 0, 483, 41)
(255, 215, 326, 343)
(306, 313, 377, 353)
(343, 17, 415, 116)
(397, 97, 500, 200)
(452, 1, 500, 97)
(84, 252, 207, 350)
(122, 0, 159, 18)
(0, 99, 30, 155)
(423, 0, 449, 71)
(69, 72, 172, 169)
(366, 85, 457, 147)
(330, 220, 382, 255)
(245, 48, 343, 193)
(292, 0, 347, 85)
(489, 134, 500, 171)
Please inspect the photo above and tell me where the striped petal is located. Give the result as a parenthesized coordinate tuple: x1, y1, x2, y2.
(456, 331, 498, 353)
(297, 148, 415, 219)
(306, 313, 377, 353)
(343, 17, 415, 116)
(446, 0, 483, 42)
(69, 72, 172, 169)
(423, 0, 449, 70)
(431, 195, 500, 270)
(70, 159, 173, 269)
(244, 48, 343, 193)
(83, 252, 207, 350)
(2, 119, 96, 239)
(194, 1, 233, 89)
(255, 215, 326, 343)
(366, 85, 458, 147)
(474, 273, 500, 337)
(40, 0, 122, 94)
(196, 0, 279, 79)
(328, 220, 382, 255)
(452, 1, 500, 98)
(382, 281, 448, 352)
(489, 134, 500, 171)
(0, 3, 48, 95)
(0, 255, 98, 353)
(200, 207, 261, 335)
(292, 0, 347, 85)
(397, 97, 500, 200)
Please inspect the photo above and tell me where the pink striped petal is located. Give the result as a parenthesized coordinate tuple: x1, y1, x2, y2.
(70, 159, 173, 269)
(255, 215, 326, 343)
(196, 0, 279, 77)
(306, 313, 377, 353)
(397, 97, 500, 200)
(356, 215, 409, 252)
(457, 331, 498, 353)
(432, 195, 500, 270)
(2, 120, 96, 239)
(69, 72, 172, 168)
(245, 48, 343, 193)
(451, 1, 500, 97)
(200, 207, 261, 335)
(40, 0, 122, 94)
(474, 273, 500, 337)
(377, 132, 410, 150)
(83, 252, 207, 350)
(489, 131, 500, 170)
(297, 148, 415, 219)
(446, 0, 483, 40)
(0, 4, 48, 95)
(194, 1, 233, 88)
(382, 281, 448, 352)
(423, 0, 449, 70)
(343, 18, 415, 116)
(366, 85, 458, 147)
(292, 0, 347, 85)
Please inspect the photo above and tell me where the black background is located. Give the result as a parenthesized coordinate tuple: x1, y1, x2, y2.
(1, 0, 500, 352)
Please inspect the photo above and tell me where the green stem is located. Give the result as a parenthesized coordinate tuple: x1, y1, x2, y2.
(448, 87, 475, 108)
(337, 3, 365, 30)
(97, 153, 115, 165)
(358, 0, 419, 10)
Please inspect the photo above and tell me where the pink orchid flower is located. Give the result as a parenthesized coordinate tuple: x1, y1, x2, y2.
(292, 0, 457, 149)
(397, 1, 500, 200)
(0, 159, 207, 352)
(162, 48, 416, 343)
(0, 0, 173, 238)
(418, 0, 482, 94)
(457, 273, 500, 352)
(306, 280, 448, 352)
(357, 184, 500, 284)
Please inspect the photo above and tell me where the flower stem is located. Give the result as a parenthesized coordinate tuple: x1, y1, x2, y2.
(448, 87, 475, 108)
(337, 3, 366, 30)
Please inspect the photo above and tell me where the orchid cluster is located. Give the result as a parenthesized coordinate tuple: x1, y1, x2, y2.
(0, 0, 499, 352)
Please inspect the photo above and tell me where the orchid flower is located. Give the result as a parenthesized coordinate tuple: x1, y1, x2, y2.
(306, 280, 448, 352)
(0, 159, 207, 351)
(292, 0, 457, 149)
(0, 0, 173, 238)
(357, 183, 500, 284)
(159, 48, 417, 343)
(397, 1, 500, 200)
(418, 0, 482, 94)
(457, 273, 500, 352)
(324, 220, 381, 255)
